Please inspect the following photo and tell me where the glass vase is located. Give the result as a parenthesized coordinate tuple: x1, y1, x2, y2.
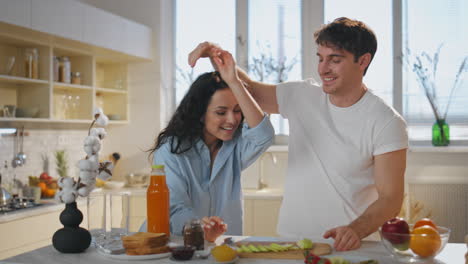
(432, 119, 450, 146)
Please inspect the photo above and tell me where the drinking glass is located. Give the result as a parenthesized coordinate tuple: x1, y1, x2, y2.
(87, 191, 130, 251)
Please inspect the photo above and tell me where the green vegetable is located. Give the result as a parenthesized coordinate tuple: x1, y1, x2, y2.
(297, 238, 314, 249)
(240, 245, 251, 253)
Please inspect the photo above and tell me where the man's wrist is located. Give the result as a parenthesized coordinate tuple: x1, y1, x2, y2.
(347, 222, 366, 239)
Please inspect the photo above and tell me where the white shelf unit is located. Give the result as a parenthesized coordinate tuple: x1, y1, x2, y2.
(0, 22, 147, 125)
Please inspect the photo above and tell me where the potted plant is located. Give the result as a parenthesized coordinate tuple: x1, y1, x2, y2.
(52, 108, 115, 253)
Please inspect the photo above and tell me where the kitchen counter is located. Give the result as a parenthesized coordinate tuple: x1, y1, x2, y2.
(243, 188, 283, 200)
(0, 187, 282, 224)
(0, 198, 87, 224)
(0, 187, 143, 224)
(2, 236, 466, 264)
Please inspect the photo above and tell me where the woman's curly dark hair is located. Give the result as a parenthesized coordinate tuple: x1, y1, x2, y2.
(149, 71, 241, 155)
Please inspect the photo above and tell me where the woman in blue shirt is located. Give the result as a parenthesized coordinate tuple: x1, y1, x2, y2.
(147, 50, 274, 242)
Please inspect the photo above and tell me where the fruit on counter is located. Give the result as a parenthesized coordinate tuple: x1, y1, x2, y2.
(413, 218, 437, 229)
(28, 176, 40, 187)
(409, 225, 441, 258)
(381, 217, 410, 250)
(40, 172, 52, 181)
(95, 178, 106, 188)
(211, 244, 237, 262)
(297, 238, 314, 249)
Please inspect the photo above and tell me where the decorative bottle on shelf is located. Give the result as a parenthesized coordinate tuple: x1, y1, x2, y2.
(53, 56, 59, 82)
(146, 165, 170, 236)
(24, 48, 39, 79)
(59, 56, 71, 83)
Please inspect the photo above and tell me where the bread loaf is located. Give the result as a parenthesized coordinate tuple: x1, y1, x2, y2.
(121, 232, 168, 249)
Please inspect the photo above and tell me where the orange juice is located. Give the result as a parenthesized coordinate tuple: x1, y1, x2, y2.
(147, 165, 170, 236)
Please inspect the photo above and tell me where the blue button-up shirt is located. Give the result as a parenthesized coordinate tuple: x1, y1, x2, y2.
(149, 115, 274, 236)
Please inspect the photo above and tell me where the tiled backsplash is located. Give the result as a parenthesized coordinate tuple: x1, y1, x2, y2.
(0, 129, 90, 191)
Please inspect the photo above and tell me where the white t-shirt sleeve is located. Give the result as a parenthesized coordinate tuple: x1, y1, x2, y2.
(276, 80, 308, 119)
(373, 114, 408, 156)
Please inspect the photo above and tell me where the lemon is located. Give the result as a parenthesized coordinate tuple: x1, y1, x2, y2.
(95, 178, 106, 188)
(211, 245, 237, 262)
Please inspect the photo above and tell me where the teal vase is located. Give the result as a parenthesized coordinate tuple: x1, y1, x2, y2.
(432, 119, 450, 146)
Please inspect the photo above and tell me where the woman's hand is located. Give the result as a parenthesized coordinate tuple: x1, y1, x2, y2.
(202, 216, 228, 243)
(212, 50, 240, 85)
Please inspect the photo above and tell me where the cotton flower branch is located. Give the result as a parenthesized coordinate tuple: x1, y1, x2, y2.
(55, 108, 115, 204)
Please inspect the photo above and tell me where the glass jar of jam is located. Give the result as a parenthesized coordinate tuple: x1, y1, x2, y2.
(183, 219, 204, 250)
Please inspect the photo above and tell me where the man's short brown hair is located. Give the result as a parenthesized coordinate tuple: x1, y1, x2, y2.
(314, 17, 377, 75)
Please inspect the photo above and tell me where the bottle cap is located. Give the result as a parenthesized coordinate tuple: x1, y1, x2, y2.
(152, 165, 164, 169)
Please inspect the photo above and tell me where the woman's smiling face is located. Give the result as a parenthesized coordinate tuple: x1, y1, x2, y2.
(202, 88, 242, 145)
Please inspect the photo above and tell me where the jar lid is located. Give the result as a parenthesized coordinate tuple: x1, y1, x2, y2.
(152, 165, 164, 169)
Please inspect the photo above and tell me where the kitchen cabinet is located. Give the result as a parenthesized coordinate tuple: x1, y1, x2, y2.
(31, 0, 85, 42)
(123, 19, 153, 59)
(0, 0, 152, 60)
(83, 5, 126, 53)
(0, 0, 31, 29)
(243, 198, 282, 237)
(0, 18, 151, 125)
(0, 200, 89, 260)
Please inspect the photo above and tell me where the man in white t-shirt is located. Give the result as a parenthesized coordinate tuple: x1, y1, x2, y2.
(188, 17, 408, 251)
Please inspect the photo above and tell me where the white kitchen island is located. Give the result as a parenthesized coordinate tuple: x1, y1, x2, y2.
(1, 236, 466, 264)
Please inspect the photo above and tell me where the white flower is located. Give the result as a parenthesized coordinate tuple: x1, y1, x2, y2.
(90, 128, 107, 140)
(58, 189, 78, 204)
(96, 114, 109, 126)
(83, 136, 101, 156)
(97, 161, 114, 181)
(58, 177, 76, 188)
(77, 159, 99, 171)
(88, 154, 99, 164)
(56, 177, 79, 204)
(94, 107, 104, 116)
(79, 170, 97, 183)
(77, 186, 92, 197)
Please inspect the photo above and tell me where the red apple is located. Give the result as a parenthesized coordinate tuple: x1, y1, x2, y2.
(40, 172, 52, 180)
(381, 217, 410, 250)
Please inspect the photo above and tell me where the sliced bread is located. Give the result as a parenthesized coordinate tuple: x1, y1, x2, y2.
(121, 232, 168, 248)
(125, 245, 170, 256)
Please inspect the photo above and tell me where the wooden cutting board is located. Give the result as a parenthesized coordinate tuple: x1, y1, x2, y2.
(235, 241, 332, 259)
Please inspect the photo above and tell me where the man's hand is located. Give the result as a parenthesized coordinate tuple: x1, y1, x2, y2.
(201, 216, 228, 243)
(188, 41, 223, 68)
(323, 225, 361, 251)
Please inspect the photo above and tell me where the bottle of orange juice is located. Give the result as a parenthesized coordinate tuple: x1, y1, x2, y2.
(147, 165, 170, 236)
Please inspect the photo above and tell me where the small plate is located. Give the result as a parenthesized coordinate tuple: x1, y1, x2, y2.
(214, 256, 239, 264)
(97, 248, 171, 260)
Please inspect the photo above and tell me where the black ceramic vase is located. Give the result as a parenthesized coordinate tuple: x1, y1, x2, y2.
(52, 201, 91, 253)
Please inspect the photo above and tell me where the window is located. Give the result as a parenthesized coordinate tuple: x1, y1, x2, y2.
(175, 0, 235, 104)
(174, 0, 302, 136)
(246, 0, 302, 135)
(403, 0, 468, 140)
(324, 0, 393, 105)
